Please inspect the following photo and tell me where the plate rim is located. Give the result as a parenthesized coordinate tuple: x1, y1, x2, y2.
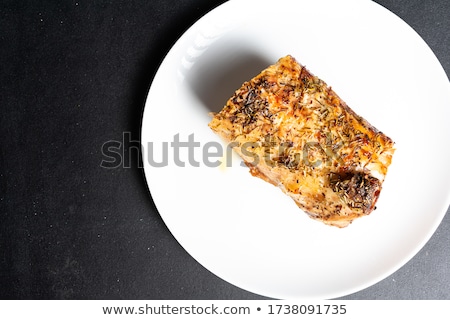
(141, 0, 450, 299)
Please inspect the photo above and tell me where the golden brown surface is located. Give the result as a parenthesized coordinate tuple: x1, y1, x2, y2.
(209, 55, 395, 227)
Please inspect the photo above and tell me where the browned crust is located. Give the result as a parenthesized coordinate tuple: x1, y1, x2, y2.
(209, 55, 395, 227)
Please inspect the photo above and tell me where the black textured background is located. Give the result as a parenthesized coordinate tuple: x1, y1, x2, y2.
(1, 0, 449, 299)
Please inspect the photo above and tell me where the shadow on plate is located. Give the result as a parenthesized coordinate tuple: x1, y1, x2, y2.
(187, 52, 272, 114)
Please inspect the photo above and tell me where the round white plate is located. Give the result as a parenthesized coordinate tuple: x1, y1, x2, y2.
(141, 0, 450, 299)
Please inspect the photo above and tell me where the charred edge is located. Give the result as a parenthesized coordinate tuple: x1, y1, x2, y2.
(329, 171, 381, 214)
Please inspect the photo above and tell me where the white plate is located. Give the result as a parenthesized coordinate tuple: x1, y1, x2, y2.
(141, 0, 450, 299)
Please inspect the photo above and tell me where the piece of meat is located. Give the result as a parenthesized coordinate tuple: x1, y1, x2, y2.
(208, 55, 395, 227)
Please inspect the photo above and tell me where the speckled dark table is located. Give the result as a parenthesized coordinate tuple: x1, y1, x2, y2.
(1, 0, 449, 299)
